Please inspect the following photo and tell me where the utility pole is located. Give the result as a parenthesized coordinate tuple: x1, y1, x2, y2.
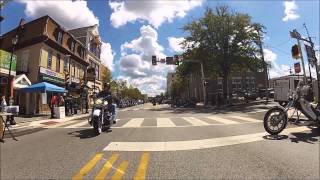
(256, 29, 269, 104)
(303, 23, 320, 106)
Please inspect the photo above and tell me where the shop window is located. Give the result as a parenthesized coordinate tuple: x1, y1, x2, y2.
(56, 54, 61, 73)
(47, 51, 52, 69)
(64, 56, 68, 72)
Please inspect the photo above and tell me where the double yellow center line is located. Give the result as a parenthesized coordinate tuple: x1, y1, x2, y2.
(72, 152, 150, 180)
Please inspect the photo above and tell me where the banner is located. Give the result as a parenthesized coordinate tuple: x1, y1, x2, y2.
(0, 50, 17, 75)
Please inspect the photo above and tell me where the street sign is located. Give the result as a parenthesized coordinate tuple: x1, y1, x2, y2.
(294, 62, 301, 73)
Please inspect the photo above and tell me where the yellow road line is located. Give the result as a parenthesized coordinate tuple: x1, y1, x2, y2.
(72, 153, 104, 180)
(111, 161, 129, 180)
(94, 153, 119, 180)
(134, 153, 150, 180)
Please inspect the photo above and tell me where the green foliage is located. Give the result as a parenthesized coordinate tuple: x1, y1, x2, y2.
(101, 65, 112, 85)
(110, 80, 144, 99)
(178, 5, 266, 97)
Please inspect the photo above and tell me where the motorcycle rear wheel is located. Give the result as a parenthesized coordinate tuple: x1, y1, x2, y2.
(263, 107, 288, 135)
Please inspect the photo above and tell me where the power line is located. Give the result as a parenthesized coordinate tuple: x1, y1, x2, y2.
(264, 44, 291, 57)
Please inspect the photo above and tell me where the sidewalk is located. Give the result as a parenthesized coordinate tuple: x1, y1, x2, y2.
(13, 111, 91, 125)
(196, 99, 277, 109)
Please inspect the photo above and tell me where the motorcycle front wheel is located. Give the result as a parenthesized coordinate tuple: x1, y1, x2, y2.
(92, 116, 102, 135)
(263, 107, 288, 135)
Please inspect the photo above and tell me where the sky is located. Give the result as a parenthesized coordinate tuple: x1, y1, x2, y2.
(1, 0, 319, 96)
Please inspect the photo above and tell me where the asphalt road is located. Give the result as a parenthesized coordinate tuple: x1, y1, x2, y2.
(1, 102, 319, 180)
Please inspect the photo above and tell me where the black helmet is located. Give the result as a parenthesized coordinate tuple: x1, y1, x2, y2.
(104, 82, 110, 88)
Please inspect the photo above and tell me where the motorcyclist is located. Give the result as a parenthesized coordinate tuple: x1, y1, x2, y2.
(96, 82, 117, 124)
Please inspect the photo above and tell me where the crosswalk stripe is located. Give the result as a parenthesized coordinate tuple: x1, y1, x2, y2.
(206, 116, 239, 124)
(111, 161, 129, 180)
(157, 118, 175, 127)
(183, 117, 209, 126)
(228, 116, 261, 123)
(94, 154, 119, 180)
(64, 121, 89, 128)
(72, 153, 103, 180)
(104, 126, 309, 151)
(122, 118, 144, 127)
(134, 153, 150, 180)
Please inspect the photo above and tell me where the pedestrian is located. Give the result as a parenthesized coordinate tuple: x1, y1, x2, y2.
(6, 97, 16, 125)
(58, 94, 65, 107)
(1, 95, 6, 112)
(50, 95, 58, 118)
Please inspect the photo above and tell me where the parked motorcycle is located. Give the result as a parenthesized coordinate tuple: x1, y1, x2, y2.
(89, 96, 114, 135)
(263, 80, 319, 135)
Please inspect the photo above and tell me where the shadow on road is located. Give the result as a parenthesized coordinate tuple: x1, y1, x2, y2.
(68, 128, 112, 139)
(289, 126, 320, 144)
(262, 126, 319, 144)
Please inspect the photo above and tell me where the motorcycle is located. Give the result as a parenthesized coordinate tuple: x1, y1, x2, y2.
(263, 80, 320, 135)
(89, 96, 115, 135)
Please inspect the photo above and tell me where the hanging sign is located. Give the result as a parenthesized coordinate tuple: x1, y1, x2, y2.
(294, 62, 301, 74)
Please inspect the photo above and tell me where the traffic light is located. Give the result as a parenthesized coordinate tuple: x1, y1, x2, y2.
(291, 44, 300, 59)
(174, 55, 179, 65)
(203, 81, 209, 86)
(152, 55, 157, 65)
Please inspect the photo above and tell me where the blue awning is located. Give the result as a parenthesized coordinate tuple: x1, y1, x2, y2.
(20, 82, 65, 93)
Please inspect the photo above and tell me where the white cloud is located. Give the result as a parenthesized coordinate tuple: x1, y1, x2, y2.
(100, 42, 116, 71)
(118, 25, 175, 96)
(109, 0, 203, 28)
(263, 49, 277, 62)
(19, 0, 99, 29)
(264, 49, 291, 78)
(282, 1, 300, 22)
(168, 37, 185, 53)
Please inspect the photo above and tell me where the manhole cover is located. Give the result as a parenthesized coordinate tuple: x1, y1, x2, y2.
(41, 121, 59, 126)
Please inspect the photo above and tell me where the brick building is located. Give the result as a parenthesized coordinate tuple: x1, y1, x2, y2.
(0, 16, 89, 114)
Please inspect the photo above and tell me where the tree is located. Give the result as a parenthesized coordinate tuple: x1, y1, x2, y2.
(182, 5, 265, 100)
(101, 65, 112, 86)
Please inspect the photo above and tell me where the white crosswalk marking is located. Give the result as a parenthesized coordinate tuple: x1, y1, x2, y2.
(228, 116, 261, 123)
(157, 118, 176, 127)
(206, 116, 239, 124)
(122, 118, 144, 127)
(64, 121, 89, 128)
(183, 117, 209, 126)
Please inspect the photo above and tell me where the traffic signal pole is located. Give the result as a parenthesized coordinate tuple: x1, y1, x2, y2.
(200, 62, 207, 105)
(303, 23, 320, 106)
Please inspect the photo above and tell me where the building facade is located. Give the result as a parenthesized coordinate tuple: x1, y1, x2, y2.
(69, 25, 103, 95)
(0, 16, 89, 114)
(173, 69, 267, 104)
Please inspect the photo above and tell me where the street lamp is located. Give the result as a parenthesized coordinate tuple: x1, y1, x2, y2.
(7, 35, 19, 103)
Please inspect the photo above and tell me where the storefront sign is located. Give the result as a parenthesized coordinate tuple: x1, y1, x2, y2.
(39, 67, 64, 84)
(0, 50, 17, 75)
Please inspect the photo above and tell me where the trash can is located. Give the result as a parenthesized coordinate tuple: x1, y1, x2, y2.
(54, 107, 65, 119)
